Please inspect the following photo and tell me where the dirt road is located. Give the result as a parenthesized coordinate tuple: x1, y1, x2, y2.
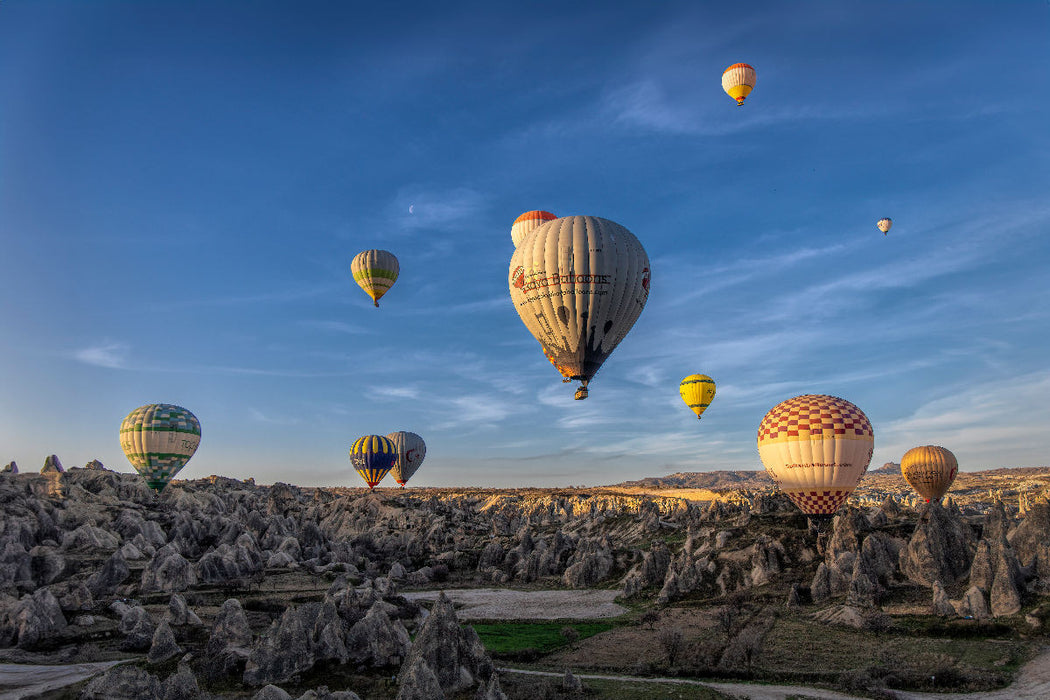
(0, 660, 131, 700)
(403, 588, 628, 620)
(503, 645, 1050, 700)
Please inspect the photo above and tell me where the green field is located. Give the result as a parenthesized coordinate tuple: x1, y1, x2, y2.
(472, 621, 620, 656)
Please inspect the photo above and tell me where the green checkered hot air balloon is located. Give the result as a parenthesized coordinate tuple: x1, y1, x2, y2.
(120, 404, 201, 493)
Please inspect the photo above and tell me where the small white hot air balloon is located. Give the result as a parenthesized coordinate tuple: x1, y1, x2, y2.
(722, 63, 757, 106)
(511, 210, 558, 248)
(877, 218, 893, 235)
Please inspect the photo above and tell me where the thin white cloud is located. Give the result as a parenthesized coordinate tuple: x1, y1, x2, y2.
(298, 320, 373, 335)
(391, 186, 487, 232)
(876, 370, 1050, 469)
(249, 408, 301, 426)
(367, 385, 422, 401)
(73, 343, 129, 369)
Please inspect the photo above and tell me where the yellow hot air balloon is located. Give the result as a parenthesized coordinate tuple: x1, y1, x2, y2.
(722, 63, 756, 106)
(901, 445, 958, 503)
(509, 215, 651, 400)
(350, 434, 397, 490)
(120, 404, 201, 493)
(876, 218, 893, 235)
(351, 249, 399, 307)
(511, 210, 558, 248)
(679, 374, 716, 420)
(386, 431, 426, 487)
(757, 394, 874, 516)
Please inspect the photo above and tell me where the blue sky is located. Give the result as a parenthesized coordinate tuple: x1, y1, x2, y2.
(2, 1, 1048, 488)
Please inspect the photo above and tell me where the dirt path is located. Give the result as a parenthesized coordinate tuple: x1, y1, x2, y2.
(892, 645, 1050, 700)
(502, 645, 1050, 700)
(0, 660, 132, 700)
(500, 667, 867, 699)
(403, 588, 628, 620)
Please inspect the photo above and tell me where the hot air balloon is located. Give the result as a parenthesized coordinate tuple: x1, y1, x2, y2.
(350, 434, 396, 490)
(511, 210, 558, 248)
(876, 218, 893, 235)
(509, 215, 650, 400)
(351, 249, 399, 307)
(679, 374, 716, 420)
(901, 445, 958, 503)
(722, 63, 756, 106)
(386, 431, 426, 487)
(120, 404, 201, 493)
(757, 394, 874, 517)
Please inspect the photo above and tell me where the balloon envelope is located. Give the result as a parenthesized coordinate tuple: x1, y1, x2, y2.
(877, 218, 892, 234)
(722, 63, 756, 105)
(386, 431, 426, 486)
(901, 445, 958, 503)
(511, 210, 558, 248)
(509, 215, 650, 399)
(120, 404, 201, 493)
(351, 249, 399, 307)
(680, 374, 716, 420)
(757, 394, 874, 515)
(350, 435, 396, 489)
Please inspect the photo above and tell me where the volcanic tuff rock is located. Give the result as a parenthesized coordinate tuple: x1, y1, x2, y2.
(87, 549, 130, 597)
(118, 604, 156, 651)
(397, 592, 493, 696)
(203, 598, 253, 679)
(147, 620, 183, 664)
(79, 664, 162, 699)
(0, 587, 67, 648)
(41, 454, 64, 473)
(2, 461, 16, 473)
(166, 592, 203, 626)
(899, 502, 974, 586)
(396, 655, 445, 700)
(1009, 501, 1050, 584)
(141, 543, 198, 592)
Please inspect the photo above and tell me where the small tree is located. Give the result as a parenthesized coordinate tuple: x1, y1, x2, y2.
(640, 609, 661, 630)
(657, 627, 684, 667)
(560, 625, 580, 647)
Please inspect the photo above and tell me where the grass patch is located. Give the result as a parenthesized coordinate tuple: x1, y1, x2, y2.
(473, 621, 619, 658)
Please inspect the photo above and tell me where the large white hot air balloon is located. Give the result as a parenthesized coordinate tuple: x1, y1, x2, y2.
(757, 394, 874, 517)
(509, 215, 650, 400)
(386, 431, 426, 487)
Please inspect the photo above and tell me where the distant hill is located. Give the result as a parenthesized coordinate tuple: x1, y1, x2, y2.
(613, 470, 772, 491)
(613, 465, 1050, 494)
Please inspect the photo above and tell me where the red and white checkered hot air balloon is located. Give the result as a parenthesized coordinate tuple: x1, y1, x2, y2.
(757, 394, 874, 517)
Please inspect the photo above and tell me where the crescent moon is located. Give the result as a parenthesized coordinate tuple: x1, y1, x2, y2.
(409, 205, 415, 214)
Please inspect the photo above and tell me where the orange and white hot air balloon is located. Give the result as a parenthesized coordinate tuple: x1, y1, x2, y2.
(876, 218, 893, 235)
(901, 445, 958, 503)
(511, 210, 558, 248)
(722, 63, 756, 106)
(757, 394, 874, 516)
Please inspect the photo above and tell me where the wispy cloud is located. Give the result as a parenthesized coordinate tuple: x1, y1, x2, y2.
(432, 393, 511, 430)
(73, 342, 129, 369)
(876, 370, 1050, 469)
(367, 385, 422, 401)
(249, 408, 301, 425)
(298, 319, 373, 335)
(391, 186, 487, 233)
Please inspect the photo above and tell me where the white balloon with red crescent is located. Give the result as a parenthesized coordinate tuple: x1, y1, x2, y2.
(386, 431, 426, 487)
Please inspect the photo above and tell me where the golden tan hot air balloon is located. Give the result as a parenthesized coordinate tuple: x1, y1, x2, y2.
(679, 374, 716, 420)
(351, 249, 399, 307)
(722, 63, 756, 106)
(901, 445, 958, 503)
(757, 394, 874, 516)
(876, 218, 893, 235)
(511, 210, 558, 248)
(509, 215, 650, 400)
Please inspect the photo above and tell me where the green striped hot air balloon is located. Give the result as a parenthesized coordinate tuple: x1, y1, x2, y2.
(350, 434, 397, 489)
(120, 404, 201, 493)
(351, 249, 399, 307)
